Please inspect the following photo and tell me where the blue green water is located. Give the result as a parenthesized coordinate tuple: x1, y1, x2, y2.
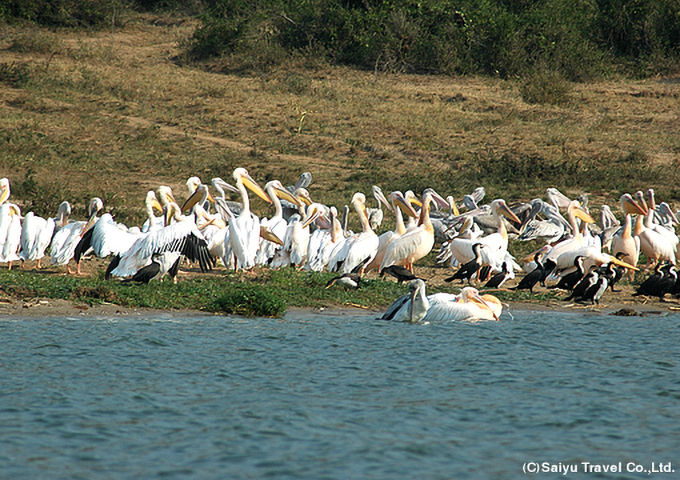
(1, 308, 679, 479)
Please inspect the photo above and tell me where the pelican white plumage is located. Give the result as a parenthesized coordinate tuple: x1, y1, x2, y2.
(0, 203, 22, 269)
(226, 168, 272, 270)
(106, 202, 214, 282)
(305, 205, 343, 272)
(381, 280, 501, 323)
(328, 192, 380, 275)
(543, 200, 596, 269)
(610, 214, 640, 275)
(141, 191, 165, 233)
(379, 188, 450, 273)
(518, 199, 571, 244)
(50, 197, 103, 273)
(442, 199, 521, 274)
(255, 180, 303, 266)
(364, 191, 418, 274)
(19, 210, 56, 268)
(365, 185, 393, 231)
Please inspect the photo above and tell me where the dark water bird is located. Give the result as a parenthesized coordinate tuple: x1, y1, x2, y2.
(539, 258, 557, 287)
(484, 261, 512, 288)
(120, 252, 181, 284)
(381, 265, 424, 284)
(607, 252, 629, 292)
(511, 251, 545, 293)
(549, 255, 585, 292)
(564, 265, 599, 302)
(577, 265, 614, 305)
(445, 242, 484, 284)
(633, 262, 677, 301)
(325, 272, 362, 290)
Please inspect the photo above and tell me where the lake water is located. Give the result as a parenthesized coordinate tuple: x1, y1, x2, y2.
(1, 307, 680, 479)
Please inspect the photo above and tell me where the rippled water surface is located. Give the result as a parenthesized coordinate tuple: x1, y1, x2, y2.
(2, 307, 680, 479)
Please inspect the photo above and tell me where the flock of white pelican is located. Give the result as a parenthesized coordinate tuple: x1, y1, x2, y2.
(0, 171, 678, 322)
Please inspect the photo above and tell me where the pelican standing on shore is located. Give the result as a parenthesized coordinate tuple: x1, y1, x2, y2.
(380, 188, 449, 273)
(226, 168, 272, 270)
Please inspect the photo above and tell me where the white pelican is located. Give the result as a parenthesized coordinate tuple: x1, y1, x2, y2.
(255, 180, 303, 266)
(459, 187, 485, 211)
(546, 187, 572, 210)
(50, 197, 103, 274)
(20, 209, 58, 268)
(0, 203, 22, 269)
(518, 199, 571, 244)
(0, 178, 10, 205)
(141, 191, 166, 232)
(634, 214, 676, 267)
(328, 192, 380, 275)
(226, 168, 272, 270)
(305, 206, 343, 272)
(379, 188, 449, 273)
(381, 280, 501, 323)
(365, 185, 393, 231)
(364, 191, 418, 274)
(610, 215, 640, 277)
(442, 199, 521, 274)
(543, 200, 596, 269)
(106, 202, 214, 282)
(640, 189, 679, 264)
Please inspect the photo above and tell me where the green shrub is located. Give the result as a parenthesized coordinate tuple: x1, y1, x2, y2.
(213, 284, 286, 317)
(519, 71, 572, 105)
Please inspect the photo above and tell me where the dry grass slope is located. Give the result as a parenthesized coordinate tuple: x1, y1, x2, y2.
(0, 13, 678, 232)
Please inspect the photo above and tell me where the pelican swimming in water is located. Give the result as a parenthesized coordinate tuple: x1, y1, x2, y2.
(379, 188, 449, 273)
(381, 280, 501, 323)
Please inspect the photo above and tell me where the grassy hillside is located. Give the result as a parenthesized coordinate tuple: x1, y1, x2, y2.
(0, 13, 678, 228)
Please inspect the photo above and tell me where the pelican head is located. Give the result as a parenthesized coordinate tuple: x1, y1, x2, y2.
(294, 187, 313, 207)
(181, 183, 214, 213)
(186, 176, 202, 194)
(491, 199, 522, 225)
(391, 191, 419, 218)
(422, 188, 450, 211)
(146, 191, 163, 214)
(408, 279, 429, 323)
(634, 191, 649, 215)
(372, 185, 394, 212)
(620, 193, 646, 216)
(301, 203, 327, 228)
(0, 178, 10, 205)
(459, 287, 500, 321)
(265, 180, 304, 208)
(80, 197, 104, 236)
(157, 186, 176, 207)
(233, 168, 271, 204)
(567, 199, 595, 224)
(211, 177, 240, 197)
